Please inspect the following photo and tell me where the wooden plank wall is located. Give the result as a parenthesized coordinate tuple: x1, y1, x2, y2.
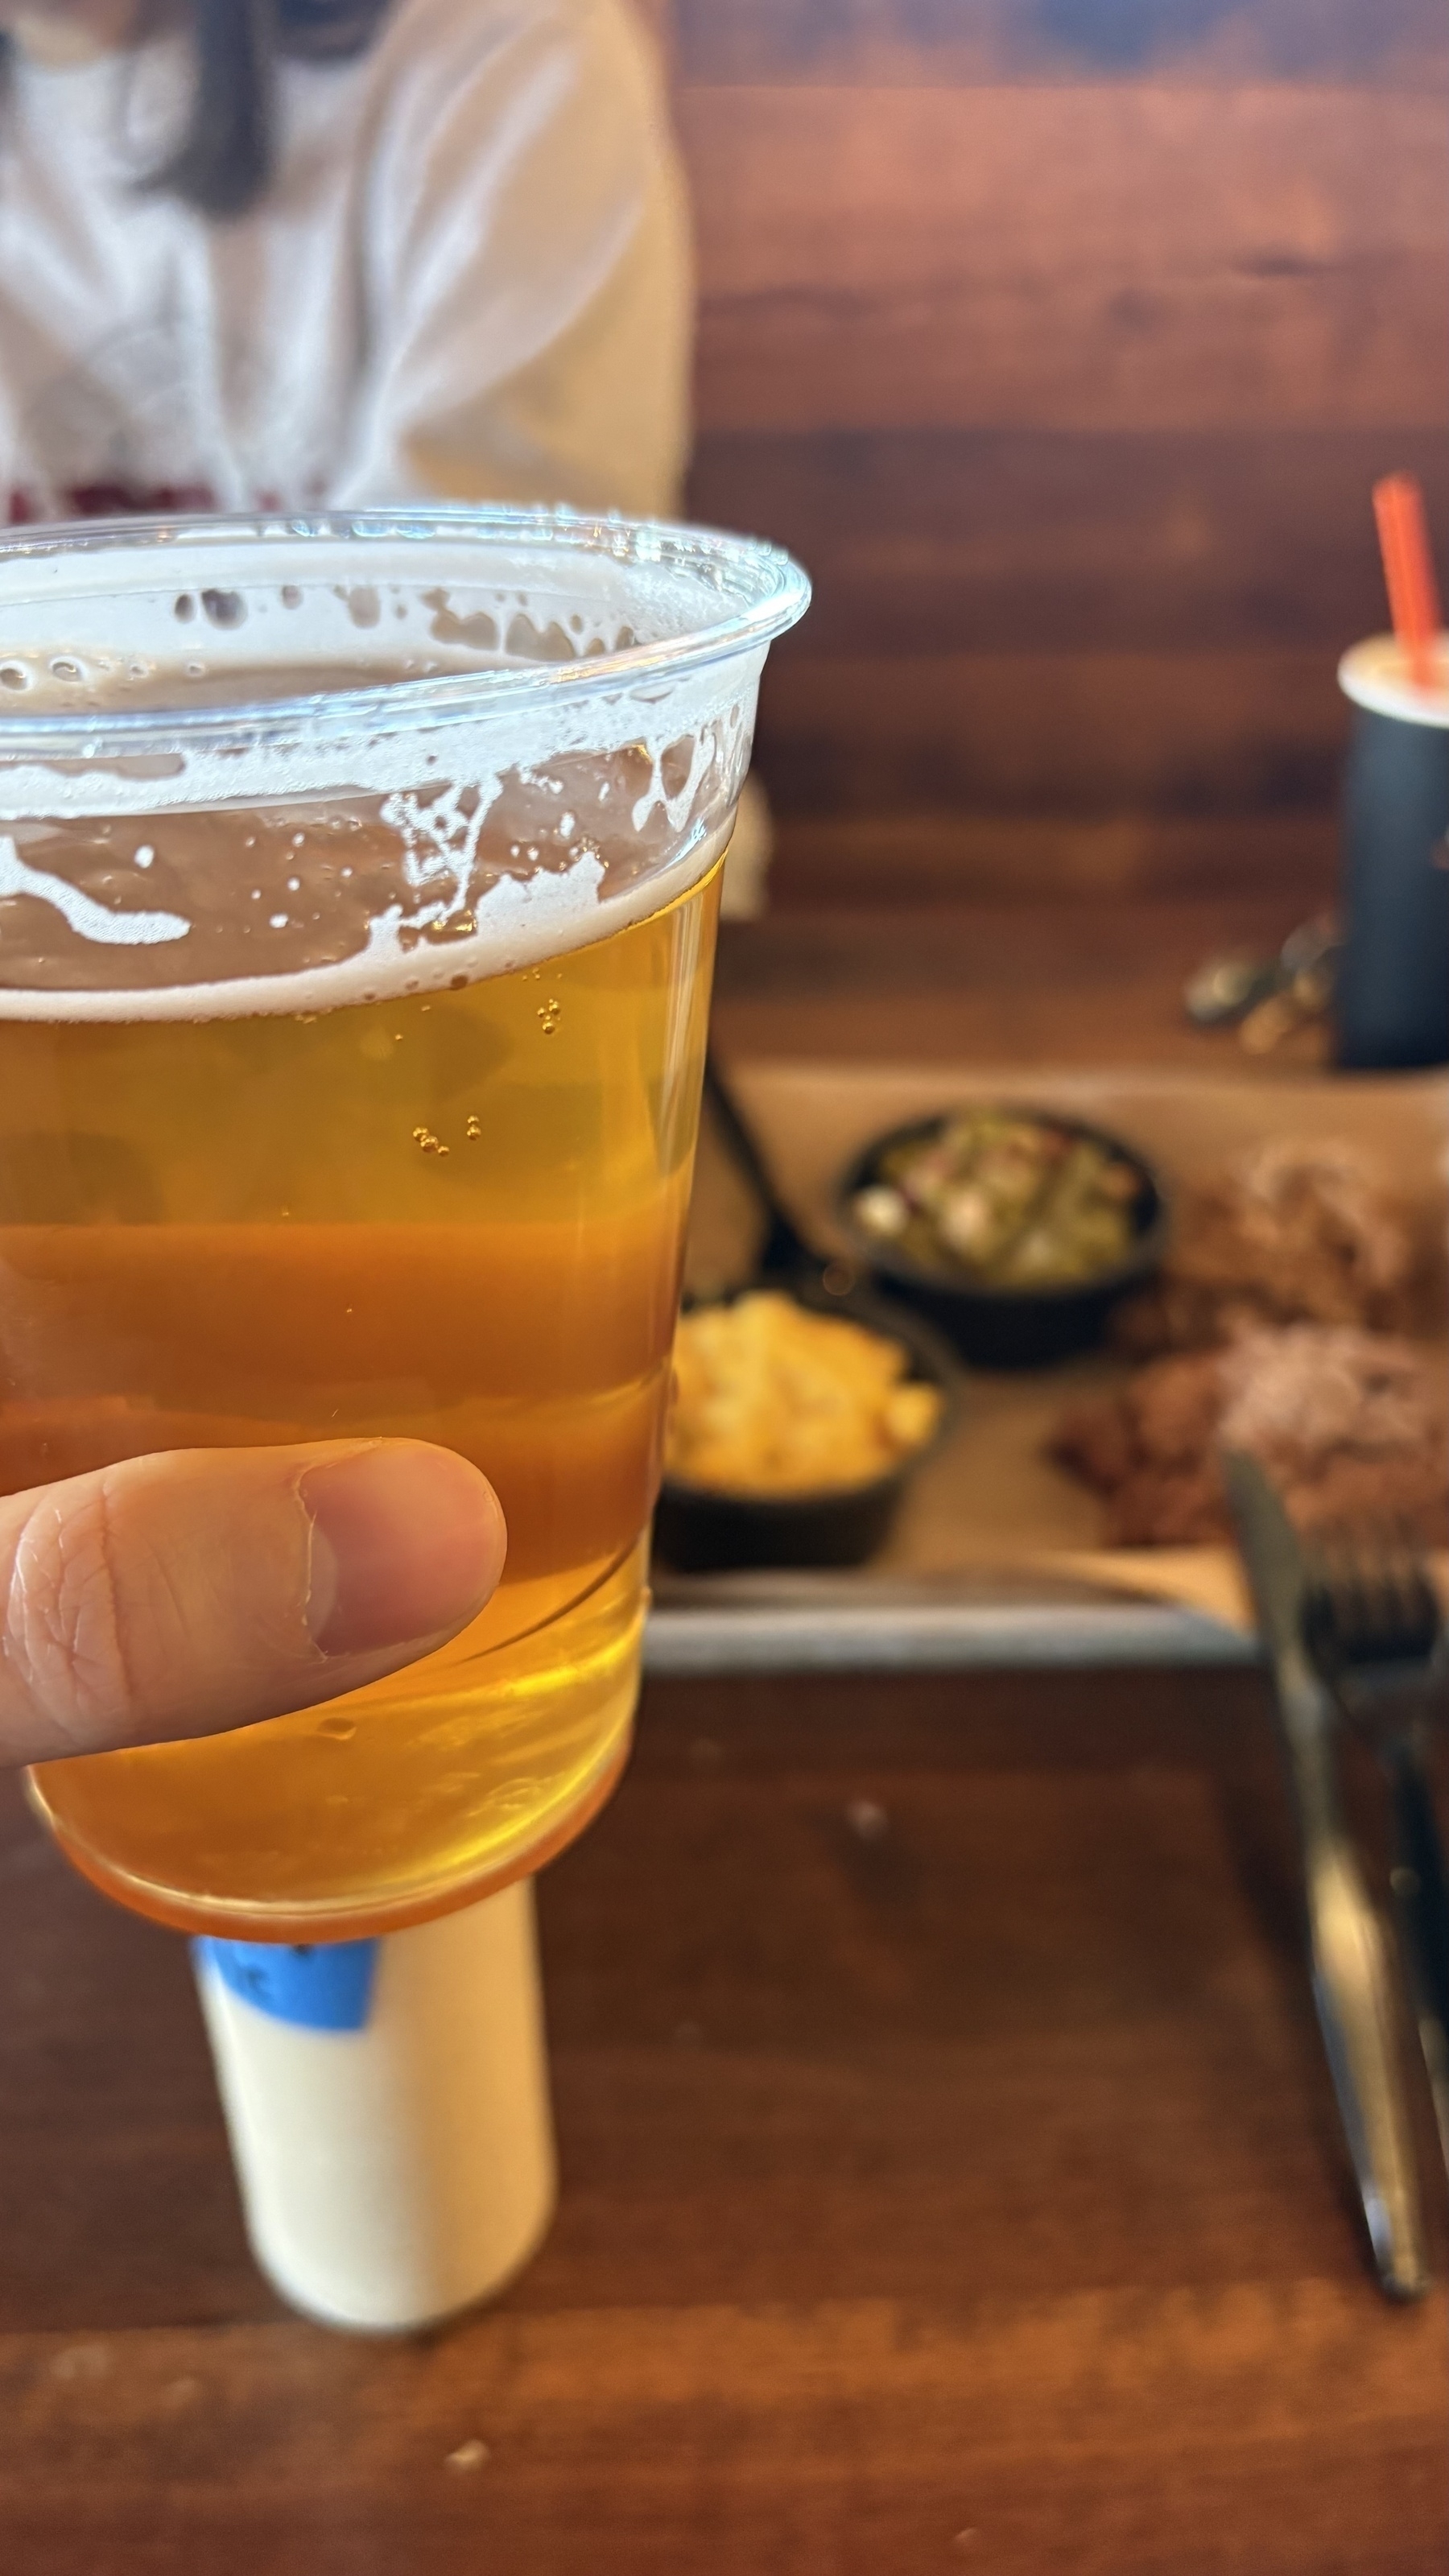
(654, 2, 1449, 907)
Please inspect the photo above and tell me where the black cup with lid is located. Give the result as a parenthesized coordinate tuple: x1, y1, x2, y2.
(1336, 637, 1449, 1071)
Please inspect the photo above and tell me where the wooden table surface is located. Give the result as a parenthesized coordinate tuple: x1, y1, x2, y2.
(1, 903, 1445, 2574)
(711, 894, 1328, 1068)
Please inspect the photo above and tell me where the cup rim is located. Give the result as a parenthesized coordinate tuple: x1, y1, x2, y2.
(0, 504, 811, 753)
(1339, 634, 1449, 730)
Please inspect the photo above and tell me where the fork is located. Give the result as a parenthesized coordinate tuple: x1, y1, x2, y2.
(1302, 1527, 1449, 2179)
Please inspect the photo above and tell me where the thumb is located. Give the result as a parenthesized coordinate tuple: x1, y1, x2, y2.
(0, 1440, 506, 1768)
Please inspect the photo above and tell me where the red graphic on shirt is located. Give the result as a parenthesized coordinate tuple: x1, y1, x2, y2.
(8, 481, 218, 525)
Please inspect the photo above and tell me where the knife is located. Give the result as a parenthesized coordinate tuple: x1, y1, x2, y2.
(1223, 1450, 1430, 2300)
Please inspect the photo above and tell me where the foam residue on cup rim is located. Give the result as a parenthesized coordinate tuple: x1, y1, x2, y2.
(0, 634, 764, 819)
(1339, 634, 1449, 729)
(0, 511, 808, 803)
(0, 514, 800, 1018)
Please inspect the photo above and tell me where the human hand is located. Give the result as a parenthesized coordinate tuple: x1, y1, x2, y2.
(0, 1441, 505, 1767)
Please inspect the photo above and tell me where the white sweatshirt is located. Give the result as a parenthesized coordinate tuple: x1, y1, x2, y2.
(0, 0, 692, 526)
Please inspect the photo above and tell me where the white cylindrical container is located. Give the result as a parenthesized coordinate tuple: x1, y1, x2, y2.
(193, 1880, 556, 2333)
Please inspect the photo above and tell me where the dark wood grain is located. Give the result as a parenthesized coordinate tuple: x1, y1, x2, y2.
(762, 811, 1339, 906)
(675, 0, 1448, 86)
(753, 647, 1346, 818)
(691, 429, 1449, 877)
(0, 1666, 1445, 2574)
(683, 87, 1448, 436)
(666, 0, 1449, 908)
(688, 428, 1449, 658)
(708, 896, 1333, 1062)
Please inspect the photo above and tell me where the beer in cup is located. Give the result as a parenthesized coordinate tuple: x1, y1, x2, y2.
(0, 507, 809, 1939)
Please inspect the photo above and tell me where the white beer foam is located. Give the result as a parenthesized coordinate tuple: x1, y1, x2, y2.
(0, 816, 732, 1023)
(0, 835, 190, 945)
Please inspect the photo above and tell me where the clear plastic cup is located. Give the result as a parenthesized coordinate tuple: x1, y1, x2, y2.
(0, 505, 809, 1938)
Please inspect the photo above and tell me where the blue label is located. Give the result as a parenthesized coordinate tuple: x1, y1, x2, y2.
(196, 1937, 378, 2032)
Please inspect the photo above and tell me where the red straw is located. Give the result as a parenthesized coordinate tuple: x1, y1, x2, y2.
(1373, 473, 1441, 691)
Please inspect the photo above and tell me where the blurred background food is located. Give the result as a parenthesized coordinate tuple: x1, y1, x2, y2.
(836, 1104, 1169, 1367)
(847, 1109, 1144, 1288)
(666, 1290, 943, 1496)
(1055, 1323, 1449, 1546)
(1055, 1133, 1446, 1544)
(1113, 1136, 1422, 1352)
(676, 1067, 1448, 1579)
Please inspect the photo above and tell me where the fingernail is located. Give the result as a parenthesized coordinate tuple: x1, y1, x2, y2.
(301, 1444, 505, 1657)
